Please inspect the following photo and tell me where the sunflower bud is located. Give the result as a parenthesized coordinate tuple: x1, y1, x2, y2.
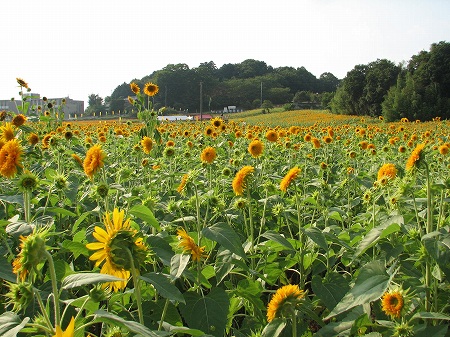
(5, 281, 34, 312)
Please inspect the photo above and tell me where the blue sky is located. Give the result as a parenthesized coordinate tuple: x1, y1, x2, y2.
(1, 0, 449, 106)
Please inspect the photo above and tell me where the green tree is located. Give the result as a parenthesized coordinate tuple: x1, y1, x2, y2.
(85, 94, 104, 115)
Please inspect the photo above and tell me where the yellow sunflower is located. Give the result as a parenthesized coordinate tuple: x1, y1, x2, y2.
(177, 173, 189, 194)
(141, 136, 153, 154)
(248, 139, 264, 158)
(200, 146, 217, 164)
(83, 144, 106, 179)
(406, 143, 425, 171)
(177, 228, 206, 262)
(0, 139, 23, 178)
(143, 82, 159, 96)
(265, 130, 278, 143)
(381, 290, 404, 318)
(52, 316, 75, 337)
(130, 82, 140, 95)
(86, 208, 148, 292)
(280, 167, 301, 192)
(12, 114, 27, 127)
(16, 78, 29, 89)
(377, 163, 397, 183)
(232, 165, 254, 196)
(267, 284, 305, 322)
(0, 122, 15, 142)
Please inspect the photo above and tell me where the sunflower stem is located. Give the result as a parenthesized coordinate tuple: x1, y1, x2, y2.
(44, 250, 60, 328)
(291, 312, 297, 337)
(126, 248, 144, 325)
(294, 184, 305, 289)
(158, 298, 170, 331)
(34, 287, 54, 332)
(424, 162, 433, 312)
(247, 188, 255, 275)
(23, 190, 31, 224)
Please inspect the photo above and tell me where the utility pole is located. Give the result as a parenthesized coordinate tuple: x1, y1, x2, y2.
(260, 81, 263, 107)
(200, 81, 203, 121)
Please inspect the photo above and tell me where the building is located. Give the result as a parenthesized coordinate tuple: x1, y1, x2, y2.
(0, 94, 84, 120)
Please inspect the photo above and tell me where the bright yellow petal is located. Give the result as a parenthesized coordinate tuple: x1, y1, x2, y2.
(63, 317, 75, 337)
(85, 242, 105, 251)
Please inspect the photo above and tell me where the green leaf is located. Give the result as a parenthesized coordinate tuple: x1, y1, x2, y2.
(146, 235, 174, 266)
(62, 240, 90, 258)
(304, 227, 328, 251)
(261, 318, 286, 337)
(422, 229, 450, 278)
(0, 194, 23, 205)
(72, 211, 92, 234)
(354, 215, 403, 259)
(160, 323, 209, 336)
(325, 260, 391, 319)
(312, 272, 349, 311)
(94, 310, 170, 336)
(62, 272, 125, 289)
(413, 323, 448, 337)
(140, 272, 185, 303)
(261, 230, 294, 250)
(0, 256, 16, 282)
(170, 253, 190, 279)
(0, 312, 30, 337)
(411, 312, 450, 321)
(179, 287, 229, 337)
(129, 204, 160, 231)
(202, 222, 246, 259)
(45, 207, 77, 217)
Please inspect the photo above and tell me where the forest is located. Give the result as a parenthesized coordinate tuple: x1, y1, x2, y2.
(86, 41, 450, 122)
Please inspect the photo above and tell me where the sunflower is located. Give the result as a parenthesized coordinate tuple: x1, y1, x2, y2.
(438, 144, 449, 155)
(405, 143, 425, 171)
(267, 284, 305, 322)
(0, 139, 22, 178)
(12, 114, 27, 127)
(280, 166, 300, 192)
(265, 130, 278, 142)
(52, 316, 75, 337)
(141, 136, 153, 154)
(200, 146, 217, 164)
(16, 78, 29, 89)
(377, 163, 397, 183)
(143, 82, 159, 96)
(83, 144, 106, 179)
(311, 137, 321, 149)
(177, 173, 189, 194)
(232, 165, 254, 196)
(0, 122, 15, 142)
(204, 126, 214, 136)
(71, 154, 83, 167)
(86, 208, 148, 292)
(177, 228, 206, 262)
(248, 139, 264, 158)
(381, 290, 404, 318)
(12, 227, 49, 282)
(130, 82, 140, 95)
(211, 117, 223, 128)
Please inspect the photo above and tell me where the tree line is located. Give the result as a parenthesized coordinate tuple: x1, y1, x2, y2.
(86, 41, 449, 121)
(331, 41, 450, 121)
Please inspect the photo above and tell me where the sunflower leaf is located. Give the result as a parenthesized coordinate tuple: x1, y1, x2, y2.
(129, 204, 160, 231)
(62, 272, 125, 289)
(202, 222, 246, 259)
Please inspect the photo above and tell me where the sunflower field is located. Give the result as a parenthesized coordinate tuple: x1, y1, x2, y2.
(1, 81, 450, 337)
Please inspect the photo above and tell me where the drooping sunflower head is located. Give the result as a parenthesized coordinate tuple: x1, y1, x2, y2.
(267, 284, 305, 322)
(232, 165, 254, 196)
(16, 78, 29, 89)
(143, 82, 159, 96)
(248, 139, 264, 158)
(130, 82, 140, 95)
(177, 228, 206, 262)
(200, 146, 217, 164)
(280, 166, 301, 192)
(17, 170, 39, 192)
(405, 143, 425, 171)
(12, 227, 50, 282)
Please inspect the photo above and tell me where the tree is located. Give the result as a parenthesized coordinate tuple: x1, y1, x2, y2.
(85, 94, 104, 115)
